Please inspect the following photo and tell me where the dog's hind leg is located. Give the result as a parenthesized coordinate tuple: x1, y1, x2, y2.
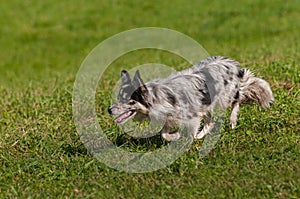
(195, 112, 214, 139)
(161, 126, 181, 141)
(230, 102, 240, 129)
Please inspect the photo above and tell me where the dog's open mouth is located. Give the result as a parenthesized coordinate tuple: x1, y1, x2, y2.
(114, 110, 136, 124)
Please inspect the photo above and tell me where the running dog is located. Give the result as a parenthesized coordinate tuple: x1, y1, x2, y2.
(108, 56, 274, 141)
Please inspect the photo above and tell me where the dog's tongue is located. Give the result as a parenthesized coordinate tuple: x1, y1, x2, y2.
(114, 111, 132, 123)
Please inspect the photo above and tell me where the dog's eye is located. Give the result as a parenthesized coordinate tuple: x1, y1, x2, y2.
(128, 100, 136, 105)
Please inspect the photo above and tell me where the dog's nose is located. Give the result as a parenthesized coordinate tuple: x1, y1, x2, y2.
(108, 107, 112, 115)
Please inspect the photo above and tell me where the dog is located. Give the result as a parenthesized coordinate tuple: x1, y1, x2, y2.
(108, 56, 274, 141)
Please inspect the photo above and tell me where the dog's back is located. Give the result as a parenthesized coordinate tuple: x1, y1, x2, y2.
(191, 56, 242, 110)
(175, 56, 273, 110)
(144, 56, 242, 124)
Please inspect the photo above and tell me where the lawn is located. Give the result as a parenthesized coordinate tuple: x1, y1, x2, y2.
(0, 0, 299, 198)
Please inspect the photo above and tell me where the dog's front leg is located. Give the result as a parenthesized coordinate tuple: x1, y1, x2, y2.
(161, 126, 181, 141)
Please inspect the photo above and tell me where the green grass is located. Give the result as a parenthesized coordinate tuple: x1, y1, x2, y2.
(0, 0, 299, 198)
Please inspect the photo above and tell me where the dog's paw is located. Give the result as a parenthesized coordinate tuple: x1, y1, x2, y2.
(162, 132, 181, 141)
(194, 131, 206, 139)
(194, 123, 214, 139)
(230, 121, 237, 129)
(231, 123, 236, 129)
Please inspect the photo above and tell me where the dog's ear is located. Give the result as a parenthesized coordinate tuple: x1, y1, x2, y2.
(121, 70, 131, 84)
(132, 70, 147, 92)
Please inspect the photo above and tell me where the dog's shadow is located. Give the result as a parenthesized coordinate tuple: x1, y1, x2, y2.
(114, 133, 167, 151)
(61, 142, 88, 156)
(60, 132, 166, 156)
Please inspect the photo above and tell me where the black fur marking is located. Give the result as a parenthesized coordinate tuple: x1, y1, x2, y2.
(131, 87, 149, 107)
(199, 89, 211, 105)
(232, 100, 238, 106)
(231, 91, 240, 106)
(223, 64, 229, 70)
(200, 69, 217, 103)
(201, 96, 211, 105)
(237, 69, 244, 78)
(234, 91, 239, 100)
(166, 92, 176, 106)
(224, 79, 228, 86)
(198, 89, 206, 96)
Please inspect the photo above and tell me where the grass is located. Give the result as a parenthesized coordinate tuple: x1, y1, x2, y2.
(0, 0, 299, 198)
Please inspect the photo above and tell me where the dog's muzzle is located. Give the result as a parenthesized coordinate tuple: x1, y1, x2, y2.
(108, 104, 137, 124)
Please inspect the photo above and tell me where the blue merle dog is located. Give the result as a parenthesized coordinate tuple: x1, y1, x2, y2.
(108, 56, 274, 141)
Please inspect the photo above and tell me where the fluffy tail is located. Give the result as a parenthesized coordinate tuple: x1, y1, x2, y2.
(239, 68, 274, 109)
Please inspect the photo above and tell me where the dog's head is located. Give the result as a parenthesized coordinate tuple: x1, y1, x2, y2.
(108, 70, 150, 124)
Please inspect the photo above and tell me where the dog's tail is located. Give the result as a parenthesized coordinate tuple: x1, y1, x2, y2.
(239, 68, 274, 108)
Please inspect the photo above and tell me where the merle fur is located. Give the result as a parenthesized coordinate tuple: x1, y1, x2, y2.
(108, 56, 274, 141)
